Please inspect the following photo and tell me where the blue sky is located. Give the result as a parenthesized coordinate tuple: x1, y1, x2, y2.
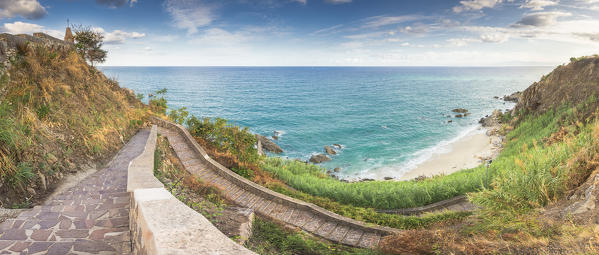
(1, 0, 599, 66)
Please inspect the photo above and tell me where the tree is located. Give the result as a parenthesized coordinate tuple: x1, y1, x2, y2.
(72, 26, 107, 67)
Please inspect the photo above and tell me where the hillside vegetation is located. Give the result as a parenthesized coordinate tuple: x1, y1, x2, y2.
(0, 34, 146, 207)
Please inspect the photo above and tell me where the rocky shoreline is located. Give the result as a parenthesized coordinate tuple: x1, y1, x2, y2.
(256, 90, 520, 183)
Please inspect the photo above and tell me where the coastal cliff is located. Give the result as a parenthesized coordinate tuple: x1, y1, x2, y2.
(514, 55, 599, 118)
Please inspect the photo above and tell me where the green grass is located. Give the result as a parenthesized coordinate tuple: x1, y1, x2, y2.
(247, 217, 383, 255)
(261, 156, 489, 210)
(259, 97, 598, 211)
(267, 181, 471, 230)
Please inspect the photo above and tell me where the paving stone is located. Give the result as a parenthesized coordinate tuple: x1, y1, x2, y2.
(341, 228, 363, 246)
(315, 221, 338, 238)
(73, 240, 116, 253)
(357, 232, 380, 248)
(0, 241, 14, 250)
(303, 217, 325, 233)
(30, 230, 52, 241)
(0, 229, 27, 240)
(26, 241, 52, 254)
(328, 224, 350, 243)
(8, 241, 30, 252)
(46, 242, 73, 255)
(56, 230, 89, 239)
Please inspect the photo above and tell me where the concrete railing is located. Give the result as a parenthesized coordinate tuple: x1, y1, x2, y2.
(151, 117, 401, 237)
(375, 195, 471, 215)
(127, 125, 256, 255)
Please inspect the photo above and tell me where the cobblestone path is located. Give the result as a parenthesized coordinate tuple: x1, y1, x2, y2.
(0, 129, 150, 255)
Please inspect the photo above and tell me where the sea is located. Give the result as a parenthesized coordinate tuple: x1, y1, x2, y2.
(100, 66, 553, 179)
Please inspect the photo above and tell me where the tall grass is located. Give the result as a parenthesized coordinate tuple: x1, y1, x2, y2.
(260, 98, 599, 210)
(0, 43, 146, 205)
(262, 158, 487, 209)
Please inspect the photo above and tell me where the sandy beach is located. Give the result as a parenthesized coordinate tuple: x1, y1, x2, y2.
(397, 127, 503, 181)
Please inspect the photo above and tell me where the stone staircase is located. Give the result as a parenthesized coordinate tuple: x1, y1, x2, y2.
(0, 129, 149, 255)
(153, 118, 400, 248)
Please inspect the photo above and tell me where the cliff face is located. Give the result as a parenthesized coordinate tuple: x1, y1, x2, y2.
(514, 56, 599, 118)
(0, 33, 146, 207)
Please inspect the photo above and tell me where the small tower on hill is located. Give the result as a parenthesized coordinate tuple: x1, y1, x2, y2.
(64, 26, 74, 43)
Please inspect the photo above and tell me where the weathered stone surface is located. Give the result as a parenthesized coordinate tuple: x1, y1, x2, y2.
(309, 154, 331, 164)
(256, 135, 283, 153)
(324, 145, 337, 155)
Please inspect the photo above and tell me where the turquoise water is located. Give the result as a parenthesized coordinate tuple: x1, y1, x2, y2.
(101, 66, 552, 179)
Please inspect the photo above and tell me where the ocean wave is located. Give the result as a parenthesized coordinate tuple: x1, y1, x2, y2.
(357, 124, 485, 179)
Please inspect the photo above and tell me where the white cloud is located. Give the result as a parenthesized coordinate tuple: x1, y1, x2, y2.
(1, 21, 61, 38)
(165, 0, 214, 35)
(453, 0, 502, 13)
(480, 33, 509, 42)
(447, 37, 481, 46)
(362, 15, 424, 28)
(520, 0, 559, 11)
(0, 0, 46, 19)
(190, 28, 251, 46)
(294, 0, 307, 4)
(93, 27, 146, 44)
(512, 11, 571, 27)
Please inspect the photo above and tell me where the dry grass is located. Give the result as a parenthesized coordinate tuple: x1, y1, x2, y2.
(0, 44, 147, 207)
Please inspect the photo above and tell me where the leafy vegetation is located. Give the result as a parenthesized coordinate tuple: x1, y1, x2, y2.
(186, 116, 259, 164)
(247, 217, 383, 255)
(73, 25, 107, 67)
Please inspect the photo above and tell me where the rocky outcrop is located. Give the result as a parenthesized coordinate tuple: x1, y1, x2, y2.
(256, 134, 283, 153)
(503, 91, 521, 102)
(309, 154, 331, 164)
(479, 109, 503, 127)
(514, 56, 599, 117)
(452, 108, 468, 113)
(325, 145, 337, 155)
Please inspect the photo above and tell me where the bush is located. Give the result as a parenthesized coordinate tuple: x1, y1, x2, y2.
(186, 116, 258, 164)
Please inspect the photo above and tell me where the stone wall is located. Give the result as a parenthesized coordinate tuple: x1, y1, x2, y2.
(127, 125, 256, 255)
(151, 117, 401, 238)
(0, 33, 73, 76)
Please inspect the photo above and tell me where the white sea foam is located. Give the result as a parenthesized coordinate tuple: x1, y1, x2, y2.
(357, 124, 486, 180)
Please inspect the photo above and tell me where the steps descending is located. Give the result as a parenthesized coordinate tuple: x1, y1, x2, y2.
(0, 130, 150, 255)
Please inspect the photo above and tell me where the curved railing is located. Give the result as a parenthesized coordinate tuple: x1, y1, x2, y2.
(127, 125, 256, 255)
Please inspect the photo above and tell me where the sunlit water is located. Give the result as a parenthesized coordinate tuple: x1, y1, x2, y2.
(101, 66, 552, 179)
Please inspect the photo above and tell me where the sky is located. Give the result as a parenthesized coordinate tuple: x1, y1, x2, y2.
(1, 0, 598, 66)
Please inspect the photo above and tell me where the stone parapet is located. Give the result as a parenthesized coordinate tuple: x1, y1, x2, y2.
(128, 125, 256, 255)
(151, 117, 401, 248)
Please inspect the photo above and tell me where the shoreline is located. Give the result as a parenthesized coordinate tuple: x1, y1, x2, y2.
(395, 124, 503, 181)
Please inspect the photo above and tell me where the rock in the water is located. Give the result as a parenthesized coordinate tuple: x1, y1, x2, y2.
(333, 144, 342, 149)
(334, 167, 341, 172)
(309, 154, 331, 164)
(272, 135, 278, 140)
(464, 113, 470, 117)
(448, 120, 453, 123)
(503, 91, 521, 102)
(493, 96, 499, 99)
(324, 145, 337, 155)
(256, 135, 283, 153)
(455, 114, 463, 118)
(452, 108, 468, 113)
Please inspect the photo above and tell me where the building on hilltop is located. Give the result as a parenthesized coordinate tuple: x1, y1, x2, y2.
(64, 26, 74, 43)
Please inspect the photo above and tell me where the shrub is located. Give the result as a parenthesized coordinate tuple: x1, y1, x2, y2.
(187, 116, 259, 164)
